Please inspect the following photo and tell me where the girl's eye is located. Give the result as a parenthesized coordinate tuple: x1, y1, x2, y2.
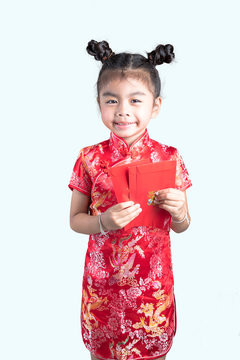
(131, 99, 141, 103)
(106, 100, 117, 104)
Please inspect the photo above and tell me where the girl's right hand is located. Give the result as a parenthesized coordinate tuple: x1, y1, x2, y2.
(100, 201, 142, 231)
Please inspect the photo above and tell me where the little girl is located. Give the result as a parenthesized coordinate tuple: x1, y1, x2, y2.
(68, 40, 192, 360)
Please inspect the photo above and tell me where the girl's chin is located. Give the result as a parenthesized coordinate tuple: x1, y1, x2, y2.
(113, 130, 138, 140)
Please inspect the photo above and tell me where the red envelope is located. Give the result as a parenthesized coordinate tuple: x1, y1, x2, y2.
(109, 160, 176, 231)
(109, 159, 150, 202)
(124, 160, 176, 230)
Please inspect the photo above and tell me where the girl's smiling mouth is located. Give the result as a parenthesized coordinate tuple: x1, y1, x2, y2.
(114, 121, 137, 128)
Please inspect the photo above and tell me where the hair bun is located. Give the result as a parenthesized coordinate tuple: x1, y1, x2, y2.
(147, 44, 175, 66)
(86, 40, 115, 63)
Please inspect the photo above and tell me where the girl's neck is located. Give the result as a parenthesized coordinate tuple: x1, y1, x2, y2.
(113, 129, 147, 147)
(111, 129, 148, 149)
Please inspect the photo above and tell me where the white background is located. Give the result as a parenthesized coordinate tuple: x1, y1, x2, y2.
(1, 1, 240, 359)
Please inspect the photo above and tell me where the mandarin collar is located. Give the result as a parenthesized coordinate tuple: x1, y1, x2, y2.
(109, 129, 150, 158)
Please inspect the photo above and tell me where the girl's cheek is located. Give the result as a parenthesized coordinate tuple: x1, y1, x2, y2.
(101, 108, 113, 118)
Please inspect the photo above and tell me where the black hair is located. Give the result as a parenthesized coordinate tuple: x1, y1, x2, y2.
(86, 40, 175, 99)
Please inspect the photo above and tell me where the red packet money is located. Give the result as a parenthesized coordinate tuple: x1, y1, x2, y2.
(109, 159, 150, 202)
(124, 160, 177, 231)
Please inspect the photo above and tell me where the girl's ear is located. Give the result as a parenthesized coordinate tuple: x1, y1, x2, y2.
(151, 96, 162, 119)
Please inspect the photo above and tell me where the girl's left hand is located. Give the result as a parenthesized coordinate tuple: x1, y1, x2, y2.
(153, 188, 186, 221)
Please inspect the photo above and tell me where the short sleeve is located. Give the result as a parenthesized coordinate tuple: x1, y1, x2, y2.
(174, 148, 192, 191)
(68, 150, 92, 196)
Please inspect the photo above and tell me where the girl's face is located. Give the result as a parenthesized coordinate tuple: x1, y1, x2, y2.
(97, 76, 162, 146)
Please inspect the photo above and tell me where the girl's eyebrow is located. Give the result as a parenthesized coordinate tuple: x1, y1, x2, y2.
(102, 91, 146, 97)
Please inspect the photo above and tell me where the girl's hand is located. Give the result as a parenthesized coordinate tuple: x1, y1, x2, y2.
(153, 188, 186, 221)
(100, 201, 142, 231)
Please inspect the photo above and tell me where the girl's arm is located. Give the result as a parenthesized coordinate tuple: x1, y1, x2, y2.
(154, 189, 191, 234)
(170, 191, 191, 233)
(69, 189, 142, 235)
(70, 190, 99, 234)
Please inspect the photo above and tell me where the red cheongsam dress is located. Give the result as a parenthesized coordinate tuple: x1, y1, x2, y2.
(68, 129, 192, 360)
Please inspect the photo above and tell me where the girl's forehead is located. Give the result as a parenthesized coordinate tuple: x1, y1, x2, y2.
(101, 77, 149, 92)
(99, 70, 154, 95)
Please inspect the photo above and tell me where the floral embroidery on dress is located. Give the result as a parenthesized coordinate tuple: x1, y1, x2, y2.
(99, 159, 110, 174)
(133, 288, 172, 337)
(68, 129, 192, 359)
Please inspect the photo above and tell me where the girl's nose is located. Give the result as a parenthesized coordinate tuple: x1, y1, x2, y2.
(116, 102, 131, 117)
(117, 112, 130, 117)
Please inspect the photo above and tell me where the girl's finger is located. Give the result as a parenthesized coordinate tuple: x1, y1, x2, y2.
(155, 192, 184, 201)
(109, 204, 141, 227)
(120, 207, 143, 226)
(120, 203, 141, 216)
(156, 203, 181, 215)
(112, 203, 140, 219)
(154, 199, 183, 207)
(120, 205, 142, 221)
(156, 188, 181, 195)
(113, 201, 135, 211)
